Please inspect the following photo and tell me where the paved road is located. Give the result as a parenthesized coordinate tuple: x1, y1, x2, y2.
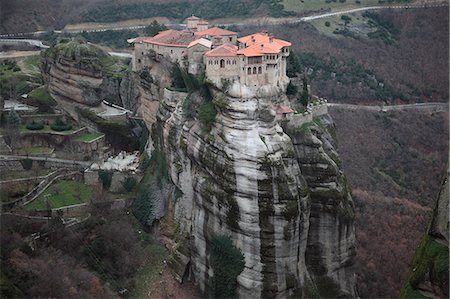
(0, 2, 447, 38)
(327, 102, 449, 112)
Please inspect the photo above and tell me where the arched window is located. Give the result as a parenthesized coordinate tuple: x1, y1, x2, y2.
(253, 67, 257, 74)
(247, 67, 251, 75)
(258, 66, 262, 74)
(220, 59, 225, 68)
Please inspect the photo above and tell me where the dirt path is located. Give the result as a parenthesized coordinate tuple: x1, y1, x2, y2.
(0, 50, 40, 59)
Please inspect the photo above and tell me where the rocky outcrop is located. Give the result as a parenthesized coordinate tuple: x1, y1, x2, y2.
(143, 60, 357, 297)
(41, 39, 138, 110)
(401, 172, 449, 299)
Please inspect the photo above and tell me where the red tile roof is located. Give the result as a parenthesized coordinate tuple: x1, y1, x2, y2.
(204, 44, 238, 57)
(143, 29, 196, 47)
(187, 38, 213, 49)
(236, 33, 291, 57)
(277, 105, 294, 114)
(194, 27, 237, 37)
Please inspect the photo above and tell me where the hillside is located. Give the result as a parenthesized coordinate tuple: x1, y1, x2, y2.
(329, 106, 448, 297)
(242, 7, 448, 104)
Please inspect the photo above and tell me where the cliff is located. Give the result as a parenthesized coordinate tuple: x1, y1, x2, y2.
(400, 172, 449, 298)
(140, 53, 357, 297)
(41, 39, 138, 111)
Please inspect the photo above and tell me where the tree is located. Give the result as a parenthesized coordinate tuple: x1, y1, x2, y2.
(144, 20, 167, 37)
(287, 52, 301, 78)
(6, 108, 21, 127)
(300, 77, 309, 107)
(210, 235, 245, 298)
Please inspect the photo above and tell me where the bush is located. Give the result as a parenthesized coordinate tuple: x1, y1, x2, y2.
(210, 235, 245, 298)
(325, 21, 331, 27)
(98, 170, 113, 188)
(50, 120, 72, 131)
(20, 158, 33, 170)
(123, 177, 137, 192)
(26, 121, 44, 130)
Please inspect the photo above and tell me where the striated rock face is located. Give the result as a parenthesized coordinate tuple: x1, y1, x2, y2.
(146, 77, 357, 297)
(133, 50, 356, 297)
(41, 39, 138, 110)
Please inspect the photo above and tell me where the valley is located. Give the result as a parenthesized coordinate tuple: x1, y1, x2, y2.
(0, 1, 448, 298)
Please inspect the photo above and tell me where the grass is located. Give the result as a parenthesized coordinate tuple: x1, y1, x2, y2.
(21, 55, 42, 76)
(28, 87, 57, 106)
(100, 56, 131, 79)
(15, 147, 54, 156)
(19, 124, 77, 135)
(75, 133, 103, 142)
(25, 180, 94, 210)
(131, 240, 168, 297)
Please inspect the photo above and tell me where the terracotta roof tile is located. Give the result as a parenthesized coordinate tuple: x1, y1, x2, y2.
(194, 27, 237, 37)
(277, 105, 294, 114)
(204, 44, 238, 57)
(143, 29, 196, 47)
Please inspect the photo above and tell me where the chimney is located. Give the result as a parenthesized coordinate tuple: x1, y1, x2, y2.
(269, 36, 273, 43)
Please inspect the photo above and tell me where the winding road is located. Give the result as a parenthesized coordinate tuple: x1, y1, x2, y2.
(0, 2, 447, 38)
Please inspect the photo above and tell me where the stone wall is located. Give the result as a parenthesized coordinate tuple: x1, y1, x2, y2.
(0, 156, 90, 171)
(84, 169, 143, 193)
(21, 114, 66, 125)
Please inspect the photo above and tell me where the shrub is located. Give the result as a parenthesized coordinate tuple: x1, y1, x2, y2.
(20, 158, 33, 170)
(325, 21, 331, 27)
(50, 120, 72, 131)
(98, 170, 113, 188)
(123, 177, 137, 192)
(210, 235, 245, 298)
(26, 121, 44, 130)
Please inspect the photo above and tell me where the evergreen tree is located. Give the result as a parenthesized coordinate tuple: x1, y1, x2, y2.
(144, 20, 167, 37)
(6, 108, 20, 127)
(300, 77, 309, 107)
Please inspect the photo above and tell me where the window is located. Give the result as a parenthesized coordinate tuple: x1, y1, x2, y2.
(248, 56, 262, 64)
(171, 50, 173, 54)
(138, 59, 141, 63)
(253, 67, 257, 74)
(258, 66, 262, 74)
(229, 37, 233, 42)
(247, 67, 251, 75)
(220, 59, 225, 68)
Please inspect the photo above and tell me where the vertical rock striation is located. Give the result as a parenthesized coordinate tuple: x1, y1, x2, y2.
(135, 53, 357, 298)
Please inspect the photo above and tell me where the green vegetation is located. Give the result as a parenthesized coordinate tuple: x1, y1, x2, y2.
(19, 124, 77, 135)
(74, 132, 103, 142)
(100, 55, 131, 79)
(15, 147, 53, 156)
(26, 180, 94, 210)
(400, 235, 449, 298)
(0, 60, 21, 81)
(300, 77, 309, 106)
(20, 158, 33, 170)
(123, 177, 138, 192)
(25, 121, 44, 131)
(6, 109, 21, 127)
(22, 55, 42, 76)
(131, 243, 168, 298)
(82, 0, 293, 23)
(210, 235, 245, 298)
(77, 107, 136, 151)
(282, 0, 388, 12)
(364, 11, 399, 45)
(81, 30, 139, 49)
(144, 21, 167, 37)
(28, 86, 57, 107)
(198, 100, 217, 134)
(98, 170, 113, 189)
(50, 120, 72, 131)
